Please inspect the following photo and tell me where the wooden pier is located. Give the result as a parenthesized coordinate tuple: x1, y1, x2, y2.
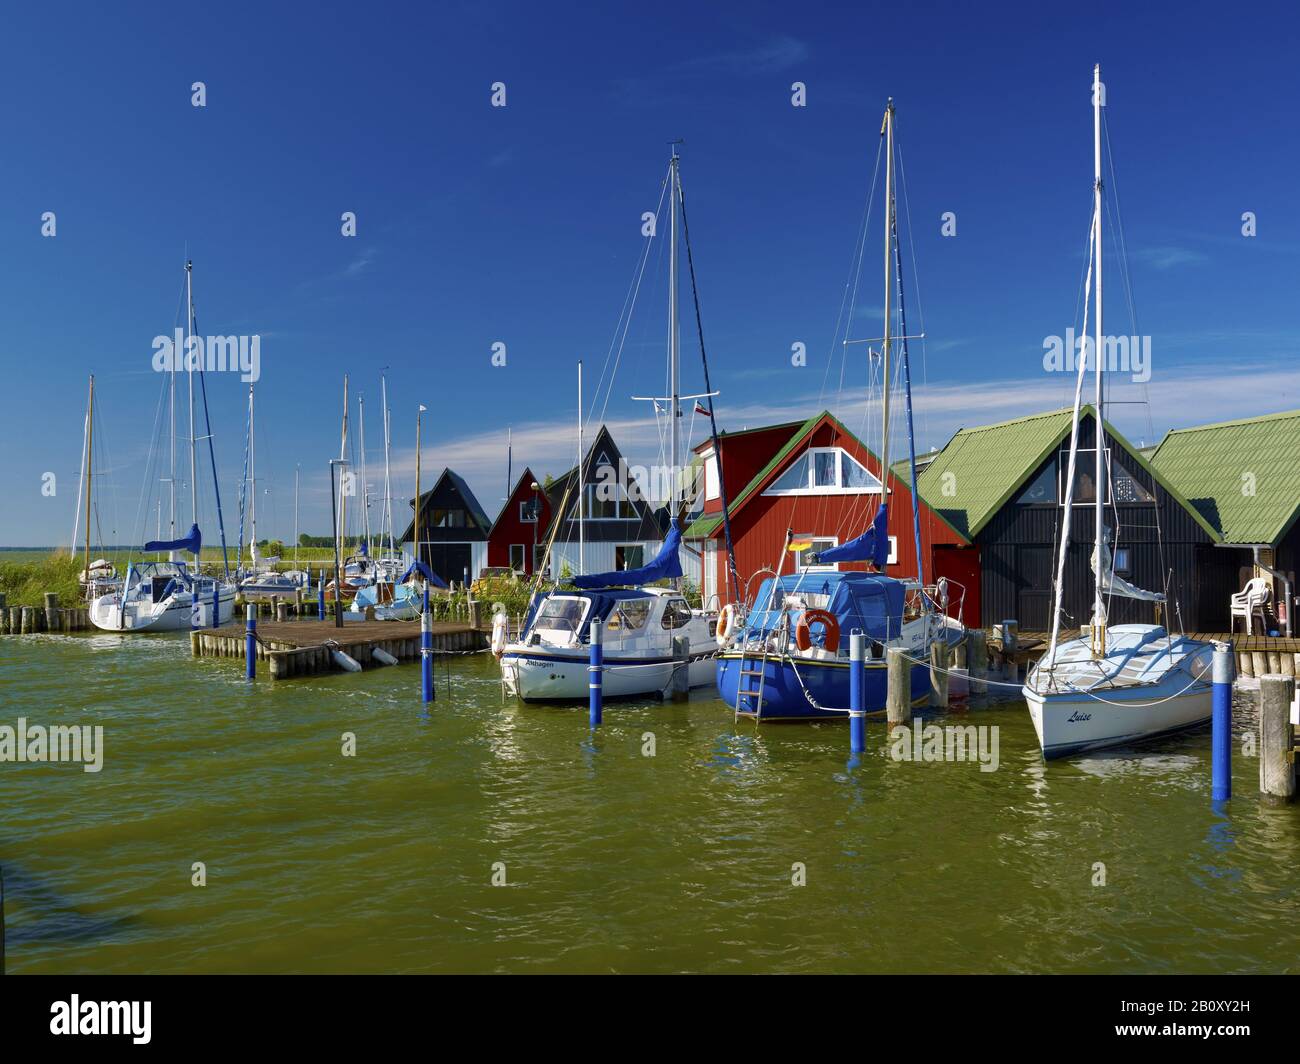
(191, 617, 487, 679)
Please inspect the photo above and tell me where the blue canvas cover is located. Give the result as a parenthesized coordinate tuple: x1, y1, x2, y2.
(742, 571, 905, 647)
(571, 520, 683, 590)
(145, 522, 202, 555)
(399, 559, 449, 588)
(812, 505, 889, 568)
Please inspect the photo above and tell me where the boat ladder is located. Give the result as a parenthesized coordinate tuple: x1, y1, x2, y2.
(734, 640, 770, 720)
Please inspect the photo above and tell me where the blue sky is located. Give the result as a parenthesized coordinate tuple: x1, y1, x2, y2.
(2, 0, 1297, 547)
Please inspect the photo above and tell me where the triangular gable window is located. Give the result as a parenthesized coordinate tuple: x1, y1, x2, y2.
(764, 447, 883, 495)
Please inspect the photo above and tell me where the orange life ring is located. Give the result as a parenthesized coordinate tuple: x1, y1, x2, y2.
(794, 609, 840, 653)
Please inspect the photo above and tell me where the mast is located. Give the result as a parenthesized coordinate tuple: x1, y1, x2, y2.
(1092, 63, 1106, 655)
(381, 373, 394, 558)
(338, 375, 349, 560)
(415, 404, 425, 574)
(71, 375, 90, 560)
(186, 261, 198, 530)
(168, 279, 177, 560)
(669, 148, 681, 519)
(359, 393, 371, 552)
(248, 384, 257, 566)
(293, 464, 300, 571)
(879, 100, 896, 542)
(577, 359, 584, 576)
(83, 375, 94, 578)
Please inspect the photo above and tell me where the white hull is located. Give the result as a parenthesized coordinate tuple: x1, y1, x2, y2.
(91, 586, 236, 632)
(502, 650, 715, 701)
(1025, 683, 1212, 759)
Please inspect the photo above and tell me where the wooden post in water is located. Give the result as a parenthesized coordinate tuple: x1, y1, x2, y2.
(276, 600, 288, 623)
(0, 593, 7, 634)
(1259, 674, 1296, 804)
(966, 629, 987, 702)
(886, 646, 911, 726)
(671, 636, 690, 701)
(929, 641, 949, 709)
(20, 607, 33, 634)
(44, 592, 59, 631)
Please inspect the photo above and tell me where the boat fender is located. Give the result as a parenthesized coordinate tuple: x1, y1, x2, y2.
(794, 609, 840, 653)
(332, 649, 363, 672)
(716, 603, 741, 648)
(490, 612, 509, 658)
(373, 647, 398, 666)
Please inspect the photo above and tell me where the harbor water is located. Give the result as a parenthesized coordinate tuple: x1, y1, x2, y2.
(1, 631, 1297, 974)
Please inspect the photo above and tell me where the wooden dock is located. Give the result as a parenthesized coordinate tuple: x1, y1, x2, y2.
(191, 618, 487, 679)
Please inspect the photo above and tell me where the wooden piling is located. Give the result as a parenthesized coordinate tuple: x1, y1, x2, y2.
(886, 646, 911, 726)
(20, 607, 33, 634)
(671, 636, 690, 701)
(966, 630, 988, 701)
(1259, 674, 1296, 804)
(929, 641, 950, 709)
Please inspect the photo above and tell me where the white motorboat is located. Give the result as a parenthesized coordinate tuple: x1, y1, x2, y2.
(500, 585, 716, 701)
(91, 558, 235, 631)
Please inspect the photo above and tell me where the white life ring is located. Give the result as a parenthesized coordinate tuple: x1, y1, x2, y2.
(716, 603, 741, 648)
(490, 612, 509, 658)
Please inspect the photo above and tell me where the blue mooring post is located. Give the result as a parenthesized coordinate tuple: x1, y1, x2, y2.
(849, 631, 866, 754)
(245, 603, 256, 680)
(421, 588, 434, 704)
(588, 617, 603, 728)
(1212, 641, 1234, 802)
(317, 572, 326, 621)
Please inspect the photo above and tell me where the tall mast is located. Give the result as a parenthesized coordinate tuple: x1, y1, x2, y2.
(83, 375, 94, 577)
(414, 405, 425, 572)
(186, 261, 198, 529)
(577, 359, 584, 576)
(168, 280, 177, 559)
(248, 384, 257, 564)
(359, 393, 371, 551)
(880, 100, 896, 520)
(381, 373, 394, 557)
(1092, 64, 1106, 653)
(293, 464, 300, 571)
(71, 375, 90, 560)
(338, 375, 349, 559)
(669, 148, 681, 518)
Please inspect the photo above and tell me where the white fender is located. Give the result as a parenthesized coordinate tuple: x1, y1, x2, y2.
(490, 612, 509, 658)
(332, 649, 363, 672)
(372, 647, 398, 666)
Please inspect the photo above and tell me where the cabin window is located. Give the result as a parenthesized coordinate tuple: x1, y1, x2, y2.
(573, 481, 636, 520)
(1112, 547, 1131, 574)
(796, 537, 839, 572)
(764, 447, 883, 495)
(520, 500, 540, 523)
(607, 599, 650, 634)
(1015, 462, 1058, 505)
(433, 508, 467, 528)
(509, 544, 526, 571)
(535, 597, 587, 634)
(1059, 448, 1110, 505)
(1110, 464, 1155, 504)
(616, 544, 645, 570)
(533, 544, 548, 573)
(661, 598, 692, 629)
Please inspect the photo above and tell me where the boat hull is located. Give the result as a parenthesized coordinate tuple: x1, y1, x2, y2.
(1024, 683, 1213, 759)
(502, 650, 716, 701)
(716, 652, 931, 721)
(90, 586, 236, 632)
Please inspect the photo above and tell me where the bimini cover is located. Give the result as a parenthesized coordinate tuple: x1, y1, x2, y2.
(571, 520, 683, 590)
(743, 571, 905, 645)
(812, 505, 890, 568)
(400, 559, 449, 588)
(145, 522, 202, 555)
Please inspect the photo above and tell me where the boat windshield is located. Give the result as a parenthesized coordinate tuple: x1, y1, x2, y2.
(534, 596, 588, 635)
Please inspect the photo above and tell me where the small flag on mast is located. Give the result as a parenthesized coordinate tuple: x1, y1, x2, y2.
(693, 401, 709, 416)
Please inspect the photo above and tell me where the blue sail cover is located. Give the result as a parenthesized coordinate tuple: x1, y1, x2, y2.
(812, 504, 889, 567)
(400, 559, 449, 588)
(144, 522, 202, 555)
(572, 521, 683, 590)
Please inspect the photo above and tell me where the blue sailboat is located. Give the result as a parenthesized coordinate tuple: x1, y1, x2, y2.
(715, 99, 965, 720)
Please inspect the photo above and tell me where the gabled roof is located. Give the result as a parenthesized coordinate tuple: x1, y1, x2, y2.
(691, 418, 806, 453)
(915, 406, 1220, 541)
(399, 467, 493, 541)
(487, 466, 542, 538)
(1148, 408, 1300, 545)
(540, 425, 661, 540)
(683, 410, 969, 544)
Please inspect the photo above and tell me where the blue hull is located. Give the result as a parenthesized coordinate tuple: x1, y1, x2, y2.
(716, 652, 931, 721)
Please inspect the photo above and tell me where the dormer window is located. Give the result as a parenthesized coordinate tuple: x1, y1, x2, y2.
(764, 447, 883, 495)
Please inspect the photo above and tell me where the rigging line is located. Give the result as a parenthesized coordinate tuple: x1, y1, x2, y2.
(192, 300, 231, 579)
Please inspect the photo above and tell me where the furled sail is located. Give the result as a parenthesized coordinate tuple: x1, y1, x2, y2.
(144, 522, 202, 555)
(1093, 540, 1162, 602)
(572, 521, 683, 589)
(810, 505, 890, 568)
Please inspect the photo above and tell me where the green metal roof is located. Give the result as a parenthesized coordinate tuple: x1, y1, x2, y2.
(1148, 408, 1300, 545)
(915, 406, 1220, 542)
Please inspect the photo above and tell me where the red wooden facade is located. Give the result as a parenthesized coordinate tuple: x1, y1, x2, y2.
(690, 413, 971, 611)
(487, 467, 552, 575)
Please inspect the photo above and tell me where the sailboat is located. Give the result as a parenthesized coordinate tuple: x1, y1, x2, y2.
(1022, 67, 1215, 759)
(238, 384, 307, 598)
(498, 148, 719, 701)
(90, 261, 236, 631)
(715, 99, 965, 720)
(70, 375, 121, 599)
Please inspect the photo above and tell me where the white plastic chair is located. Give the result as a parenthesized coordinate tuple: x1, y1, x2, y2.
(1230, 577, 1272, 635)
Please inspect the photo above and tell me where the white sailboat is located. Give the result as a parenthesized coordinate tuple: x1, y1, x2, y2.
(90, 261, 236, 632)
(499, 148, 718, 701)
(1023, 67, 1214, 758)
(239, 384, 307, 598)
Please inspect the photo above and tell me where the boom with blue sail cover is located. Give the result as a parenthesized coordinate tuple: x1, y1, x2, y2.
(811, 505, 890, 568)
(571, 521, 683, 590)
(145, 522, 202, 556)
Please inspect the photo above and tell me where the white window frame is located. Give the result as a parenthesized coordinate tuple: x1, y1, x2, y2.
(615, 543, 645, 571)
(795, 537, 840, 573)
(519, 500, 538, 523)
(1059, 447, 1113, 507)
(702, 448, 720, 501)
(509, 544, 526, 571)
(571, 481, 636, 521)
(763, 447, 884, 496)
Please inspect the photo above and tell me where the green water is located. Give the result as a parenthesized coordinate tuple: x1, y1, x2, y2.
(1, 631, 1296, 974)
